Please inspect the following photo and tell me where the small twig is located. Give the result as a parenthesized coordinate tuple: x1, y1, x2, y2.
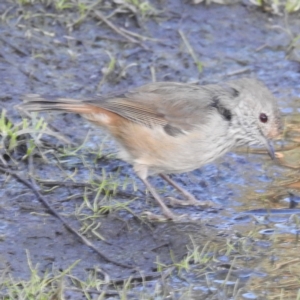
(226, 67, 251, 77)
(273, 258, 300, 271)
(94, 10, 137, 43)
(93, 10, 148, 50)
(119, 27, 159, 42)
(0, 165, 133, 269)
(255, 43, 268, 52)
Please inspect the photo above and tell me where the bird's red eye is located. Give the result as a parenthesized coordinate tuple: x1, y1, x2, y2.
(259, 113, 268, 123)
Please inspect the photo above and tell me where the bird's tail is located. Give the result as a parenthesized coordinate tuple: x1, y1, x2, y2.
(18, 94, 120, 127)
(18, 94, 98, 114)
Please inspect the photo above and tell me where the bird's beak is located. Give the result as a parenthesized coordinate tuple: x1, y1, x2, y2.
(264, 138, 275, 160)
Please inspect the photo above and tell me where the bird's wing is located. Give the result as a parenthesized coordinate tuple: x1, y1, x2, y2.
(91, 81, 241, 134)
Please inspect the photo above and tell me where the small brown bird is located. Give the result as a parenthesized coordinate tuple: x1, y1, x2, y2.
(19, 78, 281, 219)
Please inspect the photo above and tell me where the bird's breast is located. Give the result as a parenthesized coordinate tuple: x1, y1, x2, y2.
(111, 116, 233, 175)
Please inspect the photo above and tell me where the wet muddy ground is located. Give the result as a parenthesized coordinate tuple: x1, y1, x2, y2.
(0, 0, 300, 299)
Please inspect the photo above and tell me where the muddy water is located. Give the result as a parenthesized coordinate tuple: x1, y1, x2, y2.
(0, 0, 300, 298)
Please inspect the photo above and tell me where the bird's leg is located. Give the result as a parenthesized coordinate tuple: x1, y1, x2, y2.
(140, 177, 178, 220)
(135, 164, 186, 220)
(159, 174, 214, 207)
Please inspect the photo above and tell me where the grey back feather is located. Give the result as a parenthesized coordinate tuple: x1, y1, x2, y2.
(90, 81, 242, 131)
